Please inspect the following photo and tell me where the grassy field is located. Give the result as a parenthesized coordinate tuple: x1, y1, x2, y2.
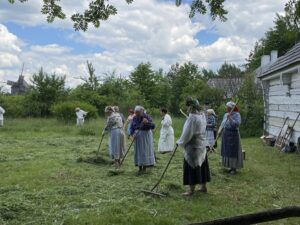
(0, 118, 299, 225)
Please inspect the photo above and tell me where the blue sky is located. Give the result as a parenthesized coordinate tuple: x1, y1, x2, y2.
(0, 0, 287, 90)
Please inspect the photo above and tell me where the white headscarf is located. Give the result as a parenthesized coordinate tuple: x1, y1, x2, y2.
(207, 109, 216, 116)
(134, 105, 144, 112)
(226, 101, 236, 109)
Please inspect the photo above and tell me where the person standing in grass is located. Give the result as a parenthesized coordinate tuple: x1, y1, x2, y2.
(0, 105, 5, 127)
(158, 108, 174, 153)
(205, 109, 217, 151)
(103, 106, 125, 167)
(130, 105, 155, 175)
(220, 101, 243, 175)
(75, 107, 88, 126)
(177, 97, 210, 196)
(125, 109, 135, 138)
(113, 106, 125, 126)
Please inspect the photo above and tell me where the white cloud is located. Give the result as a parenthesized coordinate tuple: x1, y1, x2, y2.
(0, 24, 22, 67)
(31, 44, 72, 54)
(0, 0, 290, 91)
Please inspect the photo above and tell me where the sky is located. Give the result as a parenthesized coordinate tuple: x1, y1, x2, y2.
(0, 0, 287, 91)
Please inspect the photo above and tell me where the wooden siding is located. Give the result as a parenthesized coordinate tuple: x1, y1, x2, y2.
(264, 68, 300, 143)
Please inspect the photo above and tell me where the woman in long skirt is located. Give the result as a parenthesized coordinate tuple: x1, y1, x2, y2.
(126, 109, 135, 137)
(177, 97, 211, 196)
(205, 109, 217, 150)
(130, 105, 155, 175)
(220, 101, 243, 175)
(158, 108, 174, 153)
(103, 106, 125, 167)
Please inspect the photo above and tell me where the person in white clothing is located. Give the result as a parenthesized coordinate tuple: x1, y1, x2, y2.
(0, 106, 5, 127)
(158, 108, 174, 153)
(75, 107, 88, 126)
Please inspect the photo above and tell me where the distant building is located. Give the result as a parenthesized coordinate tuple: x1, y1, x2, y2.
(7, 75, 30, 95)
(256, 42, 300, 143)
(207, 77, 244, 98)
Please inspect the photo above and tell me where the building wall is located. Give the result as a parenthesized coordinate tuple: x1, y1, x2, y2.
(263, 65, 300, 143)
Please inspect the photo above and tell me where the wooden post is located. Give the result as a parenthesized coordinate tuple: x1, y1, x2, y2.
(187, 206, 300, 225)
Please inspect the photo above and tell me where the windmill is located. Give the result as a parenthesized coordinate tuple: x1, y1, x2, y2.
(7, 63, 29, 95)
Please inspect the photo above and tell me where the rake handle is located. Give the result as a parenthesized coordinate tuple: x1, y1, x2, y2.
(96, 134, 105, 158)
(118, 133, 136, 168)
(151, 144, 179, 191)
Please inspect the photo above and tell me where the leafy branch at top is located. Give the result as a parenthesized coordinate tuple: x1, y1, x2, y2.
(7, 0, 227, 31)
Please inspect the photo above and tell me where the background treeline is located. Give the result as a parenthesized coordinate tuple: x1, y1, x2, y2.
(0, 0, 299, 137)
(0, 61, 263, 137)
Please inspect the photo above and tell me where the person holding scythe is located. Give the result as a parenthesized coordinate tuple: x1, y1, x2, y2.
(220, 101, 243, 175)
(177, 97, 211, 196)
(103, 106, 125, 167)
(130, 105, 155, 175)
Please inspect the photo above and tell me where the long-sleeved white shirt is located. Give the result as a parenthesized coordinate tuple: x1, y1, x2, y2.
(0, 106, 5, 120)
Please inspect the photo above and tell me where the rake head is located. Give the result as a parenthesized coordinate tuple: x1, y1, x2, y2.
(140, 189, 167, 197)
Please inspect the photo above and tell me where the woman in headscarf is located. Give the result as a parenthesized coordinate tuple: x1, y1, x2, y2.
(220, 101, 243, 175)
(126, 108, 135, 138)
(158, 108, 174, 153)
(205, 109, 217, 150)
(130, 105, 155, 175)
(103, 106, 125, 167)
(177, 97, 211, 196)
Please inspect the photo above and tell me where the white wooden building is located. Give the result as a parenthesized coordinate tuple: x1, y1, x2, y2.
(256, 42, 300, 144)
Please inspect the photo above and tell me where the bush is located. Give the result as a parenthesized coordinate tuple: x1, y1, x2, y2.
(51, 101, 98, 123)
(0, 95, 26, 117)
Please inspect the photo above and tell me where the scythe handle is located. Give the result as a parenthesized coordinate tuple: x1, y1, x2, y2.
(151, 144, 179, 191)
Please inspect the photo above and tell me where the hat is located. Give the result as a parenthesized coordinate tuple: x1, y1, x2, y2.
(75, 107, 80, 111)
(226, 101, 236, 108)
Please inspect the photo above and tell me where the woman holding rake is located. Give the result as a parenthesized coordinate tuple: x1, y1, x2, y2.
(103, 106, 125, 167)
(177, 97, 211, 196)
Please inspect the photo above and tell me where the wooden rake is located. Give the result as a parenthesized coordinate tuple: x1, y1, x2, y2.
(141, 144, 179, 197)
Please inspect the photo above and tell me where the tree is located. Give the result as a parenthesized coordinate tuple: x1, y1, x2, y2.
(25, 68, 66, 117)
(80, 61, 99, 91)
(7, 0, 227, 31)
(246, 0, 300, 71)
(201, 68, 217, 81)
(129, 62, 156, 107)
(167, 62, 203, 114)
(215, 62, 244, 98)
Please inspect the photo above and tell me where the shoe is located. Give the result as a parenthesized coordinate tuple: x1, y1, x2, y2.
(182, 191, 194, 196)
(229, 169, 236, 176)
(197, 188, 207, 193)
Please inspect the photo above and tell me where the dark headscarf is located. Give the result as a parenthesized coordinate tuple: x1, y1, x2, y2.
(186, 97, 201, 113)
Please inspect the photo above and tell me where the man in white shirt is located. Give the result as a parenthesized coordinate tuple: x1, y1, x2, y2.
(0, 106, 5, 127)
(75, 107, 88, 126)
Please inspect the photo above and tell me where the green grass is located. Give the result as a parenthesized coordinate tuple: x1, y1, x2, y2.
(0, 118, 299, 225)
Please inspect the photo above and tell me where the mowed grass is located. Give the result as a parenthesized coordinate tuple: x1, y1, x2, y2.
(0, 118, 299, 225)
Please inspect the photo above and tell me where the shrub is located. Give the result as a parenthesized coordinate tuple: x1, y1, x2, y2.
(51, 101, 98, 123)
(0, 95, 26, 117)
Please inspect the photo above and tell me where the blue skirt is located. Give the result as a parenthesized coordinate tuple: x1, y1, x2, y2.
(109, 128, 125, 160)
(221, 129, 243, 169)
(134, 130, 155, 166)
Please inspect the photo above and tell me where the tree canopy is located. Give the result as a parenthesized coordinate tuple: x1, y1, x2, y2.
(7, 0, 227, 31)
(246, 0, 300, 71)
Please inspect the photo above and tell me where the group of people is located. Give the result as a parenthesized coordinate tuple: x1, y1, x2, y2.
(78, 98, 243, 196)
(177, 97, 243, 196)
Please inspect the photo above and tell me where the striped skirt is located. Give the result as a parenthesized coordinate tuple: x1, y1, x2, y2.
(134, 130, 155, 166)
(109, 128, 125, 160)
